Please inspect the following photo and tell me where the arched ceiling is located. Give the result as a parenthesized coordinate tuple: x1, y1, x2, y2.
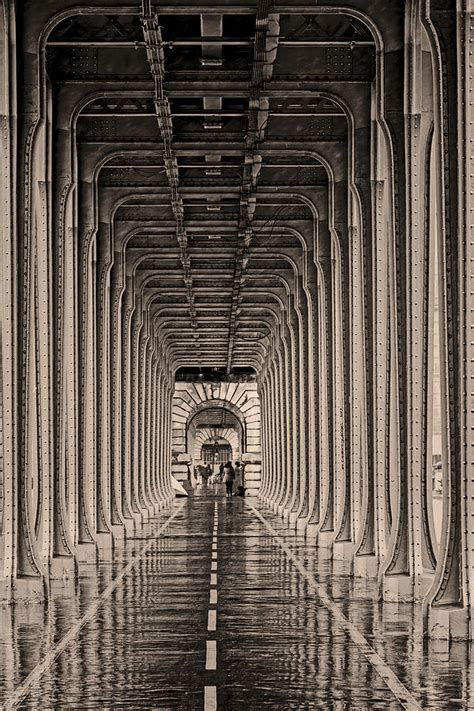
(45, 2, 376, 372)
(191, 407, 242, 431)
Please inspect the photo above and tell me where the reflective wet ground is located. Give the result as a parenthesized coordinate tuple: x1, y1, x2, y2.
(0, 488, 473, 709)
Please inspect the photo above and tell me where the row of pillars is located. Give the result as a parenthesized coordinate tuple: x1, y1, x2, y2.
(0, 2, 176, 605)
(257, 1, 474, 641)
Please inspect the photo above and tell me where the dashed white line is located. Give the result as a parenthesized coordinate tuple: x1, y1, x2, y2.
(208, 609, 217, 631)
(205, 509, 219, 702)
(206, 640, 217, 670)
(204, 685, 217, 711)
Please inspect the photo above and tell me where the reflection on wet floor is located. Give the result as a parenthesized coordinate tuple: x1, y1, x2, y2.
(0, 488, 473, 709)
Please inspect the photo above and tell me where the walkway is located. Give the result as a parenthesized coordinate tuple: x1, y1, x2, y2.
(0, 489, 471, 709)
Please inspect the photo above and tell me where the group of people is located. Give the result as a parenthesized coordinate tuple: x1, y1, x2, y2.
(195, 463, 213, 486)
(193, 461, 245, 497)
(221, 461, 245, 497)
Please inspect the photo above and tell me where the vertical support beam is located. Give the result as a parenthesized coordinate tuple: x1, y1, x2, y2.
(305, 271, 320, 537)
(348, 219, 366, 560)
(382, 0, 436, 600)
(318, 255, 335, 545)
(424, 0, 474, 639)
(76, 222, 97, 559)
(0, 0, 20, 599)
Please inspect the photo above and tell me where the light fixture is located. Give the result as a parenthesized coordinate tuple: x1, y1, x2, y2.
(201, 58, 223, 67)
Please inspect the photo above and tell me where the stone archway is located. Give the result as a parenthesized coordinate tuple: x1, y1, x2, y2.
(187, 404, 243, 463)
(200, 437, 233, 467)
(171, 381, 261, 495)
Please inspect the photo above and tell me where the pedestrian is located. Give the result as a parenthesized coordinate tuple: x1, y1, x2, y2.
(234, 461, 244, 489)
(197, 464, 208, 486)
(202, 466, 210, 486)
(218, 462, 224, 483)
(223, 461, 235, 497)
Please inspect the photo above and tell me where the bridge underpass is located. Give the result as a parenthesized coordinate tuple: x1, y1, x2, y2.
(1, 0, 474, 707)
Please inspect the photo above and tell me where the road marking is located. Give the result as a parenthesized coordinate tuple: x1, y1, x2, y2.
(247, 503, 423, 711)
(210, 573, 217, 586)
(212, 543, 217, 550)
(204, 686, 217, 711)
(211, 561, 217, 571)
(206, 640, 217, 670)
(5, 501, 187, 710)
(212, 552, 218, 561)
(210, 589, 218, 605)
(208, 609, 217, 631)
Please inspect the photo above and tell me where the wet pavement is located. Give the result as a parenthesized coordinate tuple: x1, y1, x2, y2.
(0, 487, 473, 709)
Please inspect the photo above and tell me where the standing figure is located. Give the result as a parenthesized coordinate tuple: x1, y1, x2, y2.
(223, 461, 235, 497)
(234, 461, 244, 489)
(197, 464, 208, 486)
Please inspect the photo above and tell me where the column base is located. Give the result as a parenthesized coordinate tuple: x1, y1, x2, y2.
(317, 530, 334, 549)
(49, 555, 76, 581)
(75, 542, 97, 564)
(305, 523, 319, 540)
(288, 511, 299, 527)
(353, 554, 379, 578)
(153, 502, 164, 516)
(296, 517, 308, 534)
(0, 576, 46, 605)
(109, 523, 127, 540)
(428, 605, 470, 641)
(122, 517, 138, 535)
(382, 573, 431, 602)
(332, 540, 354, 561)
(96, 532, 114, 561)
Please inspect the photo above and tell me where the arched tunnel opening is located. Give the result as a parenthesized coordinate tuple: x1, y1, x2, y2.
(0, 0, 472, 707)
